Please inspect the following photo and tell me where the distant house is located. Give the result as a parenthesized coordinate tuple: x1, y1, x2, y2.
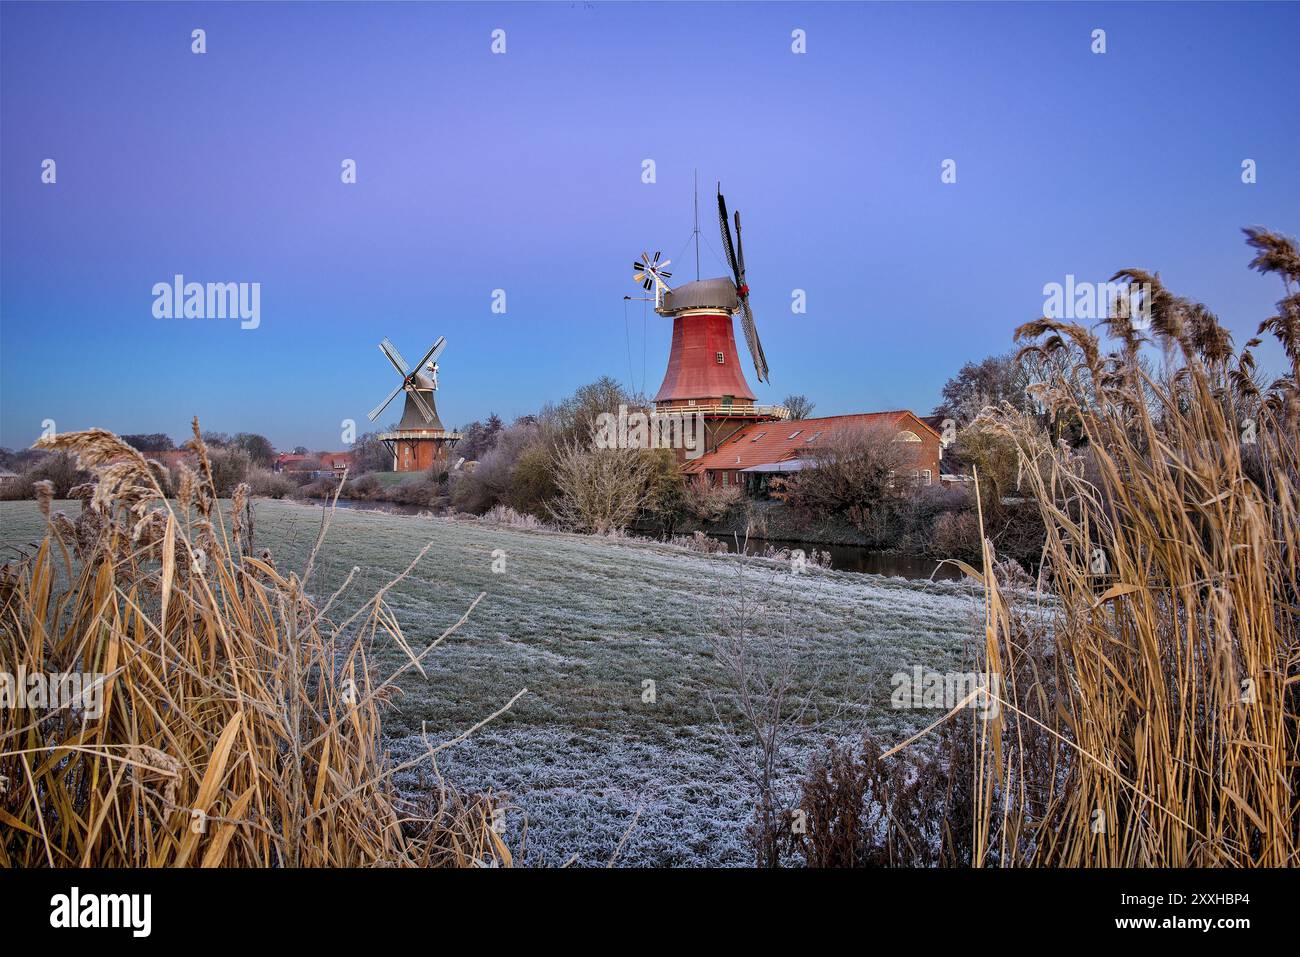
(317, 452, 354, 478)
(274, 451, 353, 478)
(273, 453, 308, 474)
(681, 410, 943, 495)
(0, 469, 20, 490)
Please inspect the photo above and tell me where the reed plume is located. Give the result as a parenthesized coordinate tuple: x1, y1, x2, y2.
(1, 422, 514, 867)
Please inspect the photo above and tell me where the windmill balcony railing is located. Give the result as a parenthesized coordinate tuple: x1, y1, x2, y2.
(652, 403, 790, 420)
(378, 430, 463, 441)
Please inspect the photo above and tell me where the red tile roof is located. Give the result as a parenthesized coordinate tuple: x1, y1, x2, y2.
(682, 410, 938, 474)
(275, 451, 353, 471)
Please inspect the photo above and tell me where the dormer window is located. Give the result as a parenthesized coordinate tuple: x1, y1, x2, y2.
(716, 352, 725, 364)
(788, 430, 802, 439)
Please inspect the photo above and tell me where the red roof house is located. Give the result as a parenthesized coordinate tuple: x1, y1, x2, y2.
(682, 410, 942, 493)
(274, 453, 308, 473)
(318, 452, 354, 475)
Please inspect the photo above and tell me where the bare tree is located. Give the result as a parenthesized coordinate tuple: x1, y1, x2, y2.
(349, 431, 393, 474)
(775, 423, 911, 524)
(781, 394, 816, 420)
(547, 437, 655, 534)
(706, 564, 847, 867)
(932, 352, 1040, 426)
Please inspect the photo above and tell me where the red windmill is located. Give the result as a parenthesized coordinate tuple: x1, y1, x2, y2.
(633, 183, 787, 456)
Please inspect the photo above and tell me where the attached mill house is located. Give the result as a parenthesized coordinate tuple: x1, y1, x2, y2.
(681, 410, 942, 495)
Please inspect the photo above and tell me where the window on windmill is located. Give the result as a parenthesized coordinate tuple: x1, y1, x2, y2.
(716, 352, 725, 364)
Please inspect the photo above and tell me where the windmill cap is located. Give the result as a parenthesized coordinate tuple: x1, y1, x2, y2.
(658, 278, 739, 316)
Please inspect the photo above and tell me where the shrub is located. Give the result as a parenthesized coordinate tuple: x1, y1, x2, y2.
(548, 440, 655, 534)
(505, 440, 556, 516)
(246, 466, 295, 499)
(774, 424, 909, 528)
(480, 504, 545, 529)
(451, 420, 547, 515)
(930, 510, 983, 562)
(344, 473, 381, 498)
(0, 475, 35, 501)
(23, 451, 90, 498)
(790, 735, 944, 867)
(666, 530, 728, 554)
(682, 481, 741, 523)
(293, 476, 338, 500)
(385, 476, 443, 507)
(205, 446, 251, 496)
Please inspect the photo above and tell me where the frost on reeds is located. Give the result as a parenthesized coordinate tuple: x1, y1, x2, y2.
(1, 419, 521, 867)
(944, 228, 1300, 866)
(479, 504, 546, 530)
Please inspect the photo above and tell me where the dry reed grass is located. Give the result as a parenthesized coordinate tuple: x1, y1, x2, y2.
(946, 228, 1300, 866)
(1, 420, 519, 867)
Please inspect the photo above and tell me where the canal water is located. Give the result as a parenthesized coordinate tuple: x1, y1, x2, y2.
(701, 533, 965, 581)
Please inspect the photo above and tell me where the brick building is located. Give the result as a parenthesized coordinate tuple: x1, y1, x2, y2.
(680, 410, 942, 494)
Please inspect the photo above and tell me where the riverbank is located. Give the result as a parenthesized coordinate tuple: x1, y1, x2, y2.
(296, 495, 963, 579)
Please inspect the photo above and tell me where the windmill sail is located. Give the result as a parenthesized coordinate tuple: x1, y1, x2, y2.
(369, 336, 447, 425)
(719, 187, 768, 383)
(740, 298, 769, 383)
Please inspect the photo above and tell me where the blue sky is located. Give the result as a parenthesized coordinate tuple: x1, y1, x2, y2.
(2, 1, 1297, 450)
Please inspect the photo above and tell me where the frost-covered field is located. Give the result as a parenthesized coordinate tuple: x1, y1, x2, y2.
(0, 499, 983, 866)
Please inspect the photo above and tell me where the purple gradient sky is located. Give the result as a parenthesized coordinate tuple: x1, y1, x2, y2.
(2, 1, 1298, 450)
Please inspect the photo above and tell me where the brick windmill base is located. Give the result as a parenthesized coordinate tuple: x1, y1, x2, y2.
(379, 393, 460, 472)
